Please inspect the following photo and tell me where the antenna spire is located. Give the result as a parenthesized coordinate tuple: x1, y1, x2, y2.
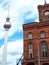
(44, 0, 47, 4)
(6, 0, 10, 22)
(8, 0, 10, 17)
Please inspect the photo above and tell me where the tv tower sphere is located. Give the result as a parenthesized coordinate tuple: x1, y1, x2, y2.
(4, 17, 11, 30)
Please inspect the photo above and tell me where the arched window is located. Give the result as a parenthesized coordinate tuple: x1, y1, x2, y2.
(29, 43, 33, 58)
(28, 32, 32, 39)
(40, 31, 45, 38)
(41, 41, 47, 58)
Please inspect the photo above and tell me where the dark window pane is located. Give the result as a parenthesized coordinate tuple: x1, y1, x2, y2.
(42, 51, 47, 58)
(30, 53, 32, 58)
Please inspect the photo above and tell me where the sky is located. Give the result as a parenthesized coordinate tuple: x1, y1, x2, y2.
(0, 0, 49, 65)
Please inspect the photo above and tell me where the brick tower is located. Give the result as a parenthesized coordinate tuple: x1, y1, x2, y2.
(22, 2, 49, 65)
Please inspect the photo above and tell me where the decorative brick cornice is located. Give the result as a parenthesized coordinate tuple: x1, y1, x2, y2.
(38, 4, 49, 9)
(23, 21, 49, 30)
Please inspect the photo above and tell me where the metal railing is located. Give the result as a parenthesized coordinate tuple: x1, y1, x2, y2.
(16, 54, 23, 65)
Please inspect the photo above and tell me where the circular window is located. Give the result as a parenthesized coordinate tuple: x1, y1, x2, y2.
(44, 10, 49, 15)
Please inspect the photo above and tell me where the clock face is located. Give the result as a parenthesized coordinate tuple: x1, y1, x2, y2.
(44, 11, 49, 15)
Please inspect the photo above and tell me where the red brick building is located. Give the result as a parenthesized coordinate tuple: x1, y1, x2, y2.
(22, 3, 49, 65)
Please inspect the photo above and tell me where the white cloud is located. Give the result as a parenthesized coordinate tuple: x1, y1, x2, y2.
(0, 31, 4, 39)
(0, 39, 23, 65)
(0, 0, 39, 39)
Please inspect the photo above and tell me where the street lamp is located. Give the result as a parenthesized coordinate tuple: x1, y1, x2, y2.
(2, 17, 11, 65)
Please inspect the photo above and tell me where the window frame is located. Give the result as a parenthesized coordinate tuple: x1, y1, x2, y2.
(41, 41, 47, 58)
(29, 43, 33, 58)
(29, 43, 32, 49)
(28, 32, 32, 39)
(40, 31, 45, 38)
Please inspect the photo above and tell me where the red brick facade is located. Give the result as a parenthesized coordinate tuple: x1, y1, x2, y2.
(22, 4, 49, 65)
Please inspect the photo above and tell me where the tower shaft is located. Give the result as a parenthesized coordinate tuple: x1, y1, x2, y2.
(2, 30, 9, 65)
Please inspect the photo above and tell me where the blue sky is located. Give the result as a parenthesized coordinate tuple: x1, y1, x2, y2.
(0, 0, 49, 65)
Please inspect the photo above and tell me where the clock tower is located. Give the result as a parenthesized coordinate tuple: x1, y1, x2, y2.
(38, 4, 49, 22)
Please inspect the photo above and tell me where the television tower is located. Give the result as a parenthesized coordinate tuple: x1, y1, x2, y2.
(2, 0, 11, 65)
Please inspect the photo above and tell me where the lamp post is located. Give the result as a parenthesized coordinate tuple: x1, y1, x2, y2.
(2, 17, 11, 65)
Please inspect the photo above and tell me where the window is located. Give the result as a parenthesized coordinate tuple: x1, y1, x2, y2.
(42, 51, 47, 58)
(28, 32, 32, 39)
(29, 43, 33, 58)
(30, 53, 32, 58)
(41, 42, 47, 58)
(47, 17, 49, 21)
(44, 11, 49, 15)
(29, 43, 32, 49)
(40, 31, 45, 38)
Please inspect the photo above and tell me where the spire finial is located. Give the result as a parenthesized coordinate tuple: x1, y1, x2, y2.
(6, 0, 10, 22)
(8, 0, 10, 18)
(44, 0, 47, 4)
